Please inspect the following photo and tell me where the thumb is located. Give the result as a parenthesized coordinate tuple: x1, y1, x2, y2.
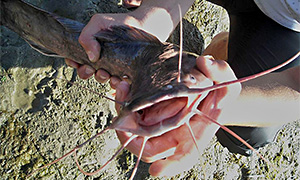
(79, 34, 100, 62)
(196, 55, 237, 84)
(196, 56, 241, 108)
(78, 19, 101, 62)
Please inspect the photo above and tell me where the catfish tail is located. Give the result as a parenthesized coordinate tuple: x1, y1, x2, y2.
(1, 0, 88, 62)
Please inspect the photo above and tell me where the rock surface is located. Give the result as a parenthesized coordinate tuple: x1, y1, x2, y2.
(1, 0, 299, 179)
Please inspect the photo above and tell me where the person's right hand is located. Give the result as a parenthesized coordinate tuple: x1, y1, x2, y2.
(65, 13, 142, 88)
(114, 56, 241, 177)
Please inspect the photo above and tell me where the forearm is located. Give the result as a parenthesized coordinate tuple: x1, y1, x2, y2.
(127, 0, 195, 41)
(219, 66, 300, 126)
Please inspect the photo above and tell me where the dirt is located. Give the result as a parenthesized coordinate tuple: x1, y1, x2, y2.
(1, 0, 299, 180)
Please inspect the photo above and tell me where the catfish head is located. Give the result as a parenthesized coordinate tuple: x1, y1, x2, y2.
(111, 45, 213, 137)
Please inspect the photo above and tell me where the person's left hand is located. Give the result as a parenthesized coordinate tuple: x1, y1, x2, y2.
(114, 56, 241, 177)
(65, 11, 144, 89)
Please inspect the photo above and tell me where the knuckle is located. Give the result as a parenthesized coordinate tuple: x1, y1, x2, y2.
(90, 14, 100, 22)
(216, 60, 235, 77)
(215, 59, 229, 69)
(78, 35, 86, 45)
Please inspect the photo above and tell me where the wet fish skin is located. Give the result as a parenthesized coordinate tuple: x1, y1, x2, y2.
(1, 0, 94, 68)
(1, 0, 199, 117)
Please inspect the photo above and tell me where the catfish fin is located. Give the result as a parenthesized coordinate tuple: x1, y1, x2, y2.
(94, 25, 162, 45)
(25, 39, 63, 57)
(52, 15, 85, 33)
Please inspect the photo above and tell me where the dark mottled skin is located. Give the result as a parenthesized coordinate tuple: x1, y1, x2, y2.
(1, 0, 198, 114)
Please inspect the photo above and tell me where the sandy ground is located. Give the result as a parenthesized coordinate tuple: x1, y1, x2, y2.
(1, 0, 299, 179)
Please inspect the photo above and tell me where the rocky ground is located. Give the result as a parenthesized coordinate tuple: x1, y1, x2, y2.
(1, 0, 299, 179)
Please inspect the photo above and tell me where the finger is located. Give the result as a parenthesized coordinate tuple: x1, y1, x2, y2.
(140, 132, 178, 162)
(76, 65, 95, 80)
(79, 16, 102, 62)
(149, 140, 198, 177)
(116, 130, 178, 162)
(65, 58, 80, 69)
(110, 76, 122, 89)
(148, 120, 218, 177)
(95, 69, 111, 83)
(115, 81, 130, 113)
(115, 80, 130, 102)
(196, 56, 241, 108)
(122, 0, 142, 8)
(79, 34, 100, 63)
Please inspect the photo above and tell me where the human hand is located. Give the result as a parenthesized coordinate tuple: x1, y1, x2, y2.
(114, 56, 241, 176)
(65, 13, 142, 88)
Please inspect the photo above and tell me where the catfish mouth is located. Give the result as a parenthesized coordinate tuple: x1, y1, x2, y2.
(136, 97, 188, 127)
(113, 86, 208, 137)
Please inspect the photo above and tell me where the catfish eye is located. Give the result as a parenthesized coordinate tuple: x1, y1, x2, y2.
(189, 74, 196, 84)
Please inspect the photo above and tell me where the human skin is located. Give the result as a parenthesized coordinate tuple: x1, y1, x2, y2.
(203, 32, 229, 60)
(115, 56, 242, 176)
(112, 32, 300, 176)
(203, 33, 300, 126)
(121, 0, 142, 8)
(114, 60, 300, 177)
(219, 65, 300, 127)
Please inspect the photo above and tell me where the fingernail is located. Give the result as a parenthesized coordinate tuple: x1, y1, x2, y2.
(99, 71, 109, 80)
(87, 51, 96, 62)
(66, 60, 78, 68)
(110, 77, 119, 86)
(85, 66, 95, 75)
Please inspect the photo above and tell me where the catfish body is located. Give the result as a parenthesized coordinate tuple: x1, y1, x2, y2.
(1, 0, 202, 136)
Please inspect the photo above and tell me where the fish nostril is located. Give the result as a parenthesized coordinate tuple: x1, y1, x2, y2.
(137, 110, 144, 115)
